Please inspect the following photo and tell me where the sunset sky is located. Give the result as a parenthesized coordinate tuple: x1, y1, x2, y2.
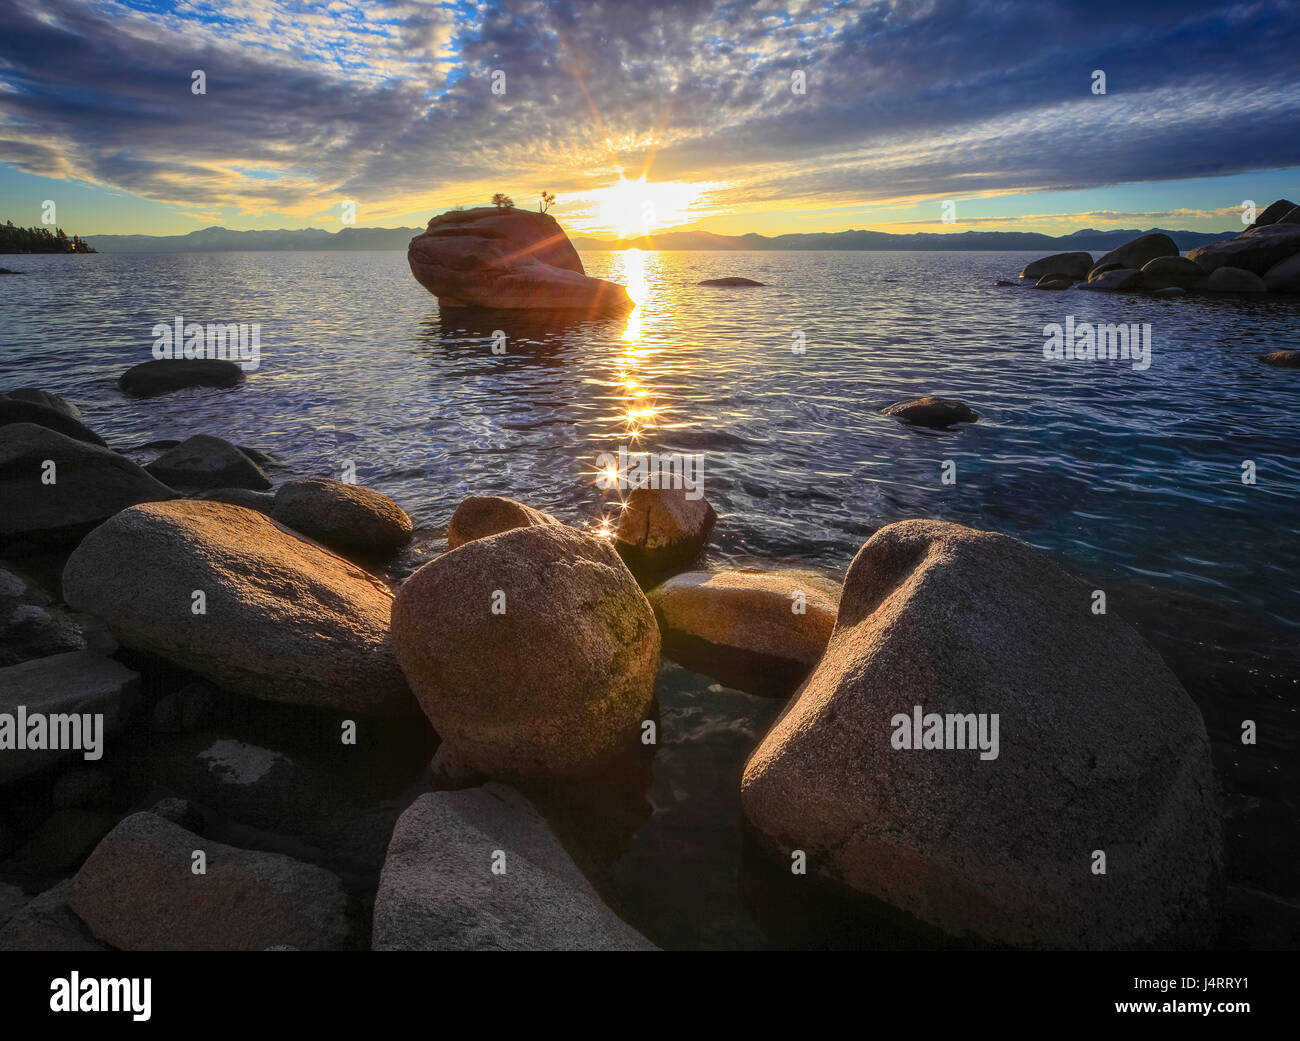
(1, 0, 1298, 239)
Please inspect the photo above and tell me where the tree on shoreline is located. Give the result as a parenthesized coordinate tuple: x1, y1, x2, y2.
(0, 219, 96, 253)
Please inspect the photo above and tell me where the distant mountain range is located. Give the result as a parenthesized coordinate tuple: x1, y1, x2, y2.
(86, 224, 1239, 253)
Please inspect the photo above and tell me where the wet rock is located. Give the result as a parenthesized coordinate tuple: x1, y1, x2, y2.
(648, 569, 841, 697)
(881, 396, 978, 429)
(62, 500, 414, 716)
(118, 359, 245, 397)
(614, 487, 717, 584)
(1019, 252, 1092, 280)
(741, 519, 1223, 949)
(0, 651, 136, 784)
(68, 811, 355, 950)
(1088, 232, 1178, 279)
(392, 524, 659, 783)
(271, 478, 413, 559)
(1260, 350, 1300, 368)
(1206, 266, 1267, 293)
(698, 277, 765, 286)
(408, 207, 633, 314)
(145, 435, 271, 490)
(446, 495, 561, 549)
(0, 424, 175, 555)
(373, 784, 655, 950)
(1032, 274, 1073, 290)
(0, 398, 104, 447)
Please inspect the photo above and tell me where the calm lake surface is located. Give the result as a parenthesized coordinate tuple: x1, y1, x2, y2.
(3, 249, 1298, 944)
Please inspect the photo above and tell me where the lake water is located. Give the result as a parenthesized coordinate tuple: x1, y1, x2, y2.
(3, 248, 1298, 943)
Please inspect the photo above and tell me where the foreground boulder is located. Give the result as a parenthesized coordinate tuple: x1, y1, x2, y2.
(1019, 252, 1092, 280)
(0, 388, 82, 421)
(1139, 256, 1207, 290)
(145, 434, 271, 490)
(272, 478, 412, 558)
(0, 651, 135, 784)
(648, 570, 840, 697)
(1206, 267, 1267, 293)
(408, 207, 633, 314)
(62, 500, 414, 715)
(68, 812, 354, 950)
(0, 399, 105, 447)
(446, 495, 560, 549)
(1088, 232, 1177, 279)
(0, 424, 175, 555)
(119, 359, 246, 397)
(391, 524, 659, 783)
(373, 784, 654, 950)
(881, 396, 977, 429)
(1188, 223, 1300, 275)
(614, 487, 716, 584)
(741, 520, 1223, 949)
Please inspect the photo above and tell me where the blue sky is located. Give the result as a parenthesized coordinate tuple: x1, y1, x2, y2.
(1, 0, 1297, 237)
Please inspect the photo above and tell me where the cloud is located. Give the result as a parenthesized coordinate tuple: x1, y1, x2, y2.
(0, 0, 1297, 224)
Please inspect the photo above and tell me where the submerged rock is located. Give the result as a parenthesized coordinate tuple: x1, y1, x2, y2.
(1019, 252, 1092, 280)
(118, 359, 246, 397)
(881, 396, 978, 429)
(272, 477, 413, 559)
(62, 500, 414, 715)
(741, 520, 1224, 949)
(648, 569, 840, 697)
(614, 486, 717, 585)
(0, 424, 174, 554)
(68, 812, 354, 950)
(145, 434, 271, 490)
(698, 277, 765, 286)
(372, 784, 655, 950)
(445, 494, 560, 549)
(391, 524, 659, 783)
(1260, 350, 1300, 368)
(408, 207, 633, 314)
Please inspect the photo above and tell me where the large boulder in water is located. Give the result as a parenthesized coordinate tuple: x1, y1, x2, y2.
(271, 478, 413, 559)
(0, 424, 175, 555)
(1139, 256, 1207, 290)
(446, 494, 560, 549)
(614, 487, 716, 585)
(1019, 252, 1092, 280)
(1206, 266, 1267, 293)
(118, 359, 245, 397)
(62, 500, 414, 715)
(741, 520, 1223, 949)
(881, 396, 977, 428)
(1188, 223, 1300, 275)
(408, 207, 633, 314)
(648, 569, 840, 697)
(391, 524, 659, 783)
(372, 784, 655, 950)
(1087, 233, 1178, 280)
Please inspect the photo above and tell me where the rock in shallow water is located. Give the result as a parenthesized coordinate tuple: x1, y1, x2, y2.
(1139, 255, 1207, 290)
(615, 486, 717, 585)
(145, 434, 271, 490)
(741, 519, 1223, 949)
(1260, 350, 1300, 368)
(1088, 232, 1178, 280)
(1206, 266, 1267, 293)
(68, 812, 355, 950)
(1019, 252, 1092, 280)
(408, 207, 633, 314)
(881, 396, 977, 429)
(118, 359, 246, 397)
(648, 569, 840, 697)
(0, 424, 175, 555)
(372, 784, 655, 950)
(446, 494, 560, 549)
(62, 500, 414, 716)
(391, 523, 659, 783)
(698, 277, 765, 286)
(0, 398, 105, 447)
(271, 477, 412, 559)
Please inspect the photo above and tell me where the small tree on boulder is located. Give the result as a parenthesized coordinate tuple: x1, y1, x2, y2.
(539, 191, 556, 213)
(491, 193, 515, 211)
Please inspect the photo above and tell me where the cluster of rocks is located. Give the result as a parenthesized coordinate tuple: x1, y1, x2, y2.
(1016, 198, 1300, 297)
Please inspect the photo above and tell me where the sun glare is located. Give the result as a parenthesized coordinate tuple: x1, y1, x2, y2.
(590, 176, 707, 238)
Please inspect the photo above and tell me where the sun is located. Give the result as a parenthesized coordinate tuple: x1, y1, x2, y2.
(590, 176, 708, 238)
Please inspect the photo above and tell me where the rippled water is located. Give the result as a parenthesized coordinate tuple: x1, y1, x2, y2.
(4, 249, 1299, 939)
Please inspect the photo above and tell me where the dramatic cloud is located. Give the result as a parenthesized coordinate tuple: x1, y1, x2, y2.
(1, 0, 1297, 225)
